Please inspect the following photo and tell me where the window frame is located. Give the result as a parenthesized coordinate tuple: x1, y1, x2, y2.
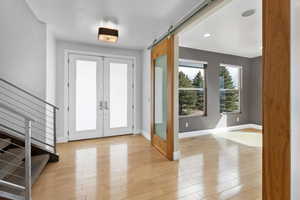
(178, 59, 208, 118)
(219, 64, 243, 114)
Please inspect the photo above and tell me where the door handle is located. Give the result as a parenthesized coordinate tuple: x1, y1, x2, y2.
(104, 101, 109, 110)
(99, 101, 103, 110)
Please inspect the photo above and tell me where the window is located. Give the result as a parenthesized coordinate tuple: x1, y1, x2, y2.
(179, 59, 207, 117)
(219, 64, 242, 113)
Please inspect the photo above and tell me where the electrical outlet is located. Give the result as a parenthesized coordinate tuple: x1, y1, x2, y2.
(185, 122, 189, 128)
(237, 117, 240, 122)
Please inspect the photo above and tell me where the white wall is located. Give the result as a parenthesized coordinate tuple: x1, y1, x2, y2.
(142, 49, 151, 139)
(55, 40, 143, 140)
(0, 0, 47, 98)
(291, 0, 300, 199)
(46, 27, 56, 104)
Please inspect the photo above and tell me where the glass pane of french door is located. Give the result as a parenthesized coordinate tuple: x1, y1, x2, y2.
(69, 55, 103, 141)
(104, 58, 133, 136)
(109, 62, 128, 128)
(76, 60, 97, 131)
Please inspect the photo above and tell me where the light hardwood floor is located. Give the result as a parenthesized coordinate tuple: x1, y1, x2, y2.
(32, 131, 262, 200)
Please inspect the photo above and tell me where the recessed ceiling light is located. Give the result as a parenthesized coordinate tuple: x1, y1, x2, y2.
(242, 9, 256, 17)
(204, 33, 211, 38)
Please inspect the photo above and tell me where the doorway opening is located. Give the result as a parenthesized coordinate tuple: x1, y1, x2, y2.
(175, 0, 263, 198)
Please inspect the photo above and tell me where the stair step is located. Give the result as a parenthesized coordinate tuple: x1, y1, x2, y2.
(5, 154, 50, 186)
(0, 148, 25, 180)
(0, 154, 50, 199)
(0, 139, 11, 150)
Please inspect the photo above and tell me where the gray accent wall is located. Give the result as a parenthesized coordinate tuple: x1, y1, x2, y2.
(179, 47, 262, 132)
(249, 57, 262, 125)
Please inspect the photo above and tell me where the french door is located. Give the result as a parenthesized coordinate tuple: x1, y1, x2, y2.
(69, 54, 133, 141)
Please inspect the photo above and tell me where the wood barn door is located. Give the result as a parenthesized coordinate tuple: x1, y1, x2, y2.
(151, 36, 175, 161)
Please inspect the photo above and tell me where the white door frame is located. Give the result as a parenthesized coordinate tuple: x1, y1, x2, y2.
(63, 49, 137, 142)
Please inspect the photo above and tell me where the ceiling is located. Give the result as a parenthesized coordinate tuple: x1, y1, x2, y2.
(179, 0, 262, 58)
(26, 0, 204, 50)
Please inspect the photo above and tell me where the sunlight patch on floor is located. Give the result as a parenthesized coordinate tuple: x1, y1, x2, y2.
(213, 130, 262, 147)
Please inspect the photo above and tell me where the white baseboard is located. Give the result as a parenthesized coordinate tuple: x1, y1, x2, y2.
(57, 130, 143, 144)
(57, 137, 68, 143)
(179, 124, 262, 139)
(248, 124, 263, 130)
(142, 130, 151, 141)
(173, 151, 181, 161)
(133, 129, 142, 135)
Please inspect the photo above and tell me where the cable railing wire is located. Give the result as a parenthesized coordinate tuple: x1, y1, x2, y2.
(0, 91, 55, 119)
(0, 124, 55, 149)
(0, 110, 26, 124)
(0, 97, 55, 131)
(0, 98, 54, 125)
(0, 84, 55, 114)
(0, 78, 58, 110)
(0, 121, 55, 143)
(0, 110, 55, 134)
(0, 78, 58, 159)
(0, 125, 55, 147)
(0, 117, 55, 141)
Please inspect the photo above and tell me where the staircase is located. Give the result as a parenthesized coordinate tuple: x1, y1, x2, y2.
(0, 78, 59, 200)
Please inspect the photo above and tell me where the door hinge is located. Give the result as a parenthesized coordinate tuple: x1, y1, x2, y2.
(67, 130, 70, 136)
(67, 106, 70, 112)
(68, 58, 70, 64)
(67, 82, 70, 87)
(132, 105, 134, 109)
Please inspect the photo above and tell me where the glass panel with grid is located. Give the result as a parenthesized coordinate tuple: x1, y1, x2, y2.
(179, 60, 206, 117)
(219, 65, 242, 113)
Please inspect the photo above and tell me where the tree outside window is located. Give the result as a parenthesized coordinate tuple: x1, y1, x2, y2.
(219, 64, 242, 113)
(178, 60, 207, 117)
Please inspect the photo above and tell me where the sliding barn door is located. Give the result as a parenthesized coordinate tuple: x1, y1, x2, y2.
(151, 36, 174, 161)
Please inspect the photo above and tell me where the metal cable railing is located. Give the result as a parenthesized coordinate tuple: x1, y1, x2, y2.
(0, 78, 59, 153)
(0, 102, 34, 200)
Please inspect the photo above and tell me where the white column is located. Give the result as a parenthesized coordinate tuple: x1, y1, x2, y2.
(291, 0, 300, 199)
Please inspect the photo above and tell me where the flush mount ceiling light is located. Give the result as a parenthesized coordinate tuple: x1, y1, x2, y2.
(242, 9, 256, 17)
(98, 27, 119, 43)
(204, 33, 211, 38)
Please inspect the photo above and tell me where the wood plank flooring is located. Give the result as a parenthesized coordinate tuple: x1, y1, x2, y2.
(32, 131, 262, 200)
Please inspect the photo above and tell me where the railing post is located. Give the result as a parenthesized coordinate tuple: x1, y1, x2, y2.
(53, 108, 57, 153)
(25, 119, 32, 200)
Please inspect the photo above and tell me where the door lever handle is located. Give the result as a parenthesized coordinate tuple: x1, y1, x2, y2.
(99, 101, 103, 110)
(104, 101, 109, 110)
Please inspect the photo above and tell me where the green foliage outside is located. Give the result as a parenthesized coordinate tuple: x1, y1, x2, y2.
(179, 70, 204, 116)
(178, 66, 239, 116)
(219, 66, 239, 113)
